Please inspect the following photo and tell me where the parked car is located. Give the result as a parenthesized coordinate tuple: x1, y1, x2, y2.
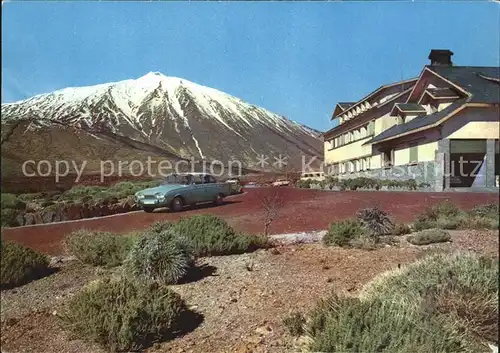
(225, 177, 242, 194)
(300, 171, 325, 181)
(134, 173, 232, 213)
(272, 179, 291, 187)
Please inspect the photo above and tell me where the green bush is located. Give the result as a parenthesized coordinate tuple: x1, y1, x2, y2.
(64, 229, 136, 267)
(332, 178, 417, 191)
(413, 201, 464, 231)
(392, 223, 411, 235)
(62, 276, 188, 352)
(60, 185, 107, 201)
(41, 200, 56, 208)
(296, 179, 312, 189)
(148, 220, 173, 234)
(283, 312, 306, 337)
(460, 216, 499, 230)
(413, 202, 499, 231)
(308, 295, 464, 352)
(434, 201, 462, 218)
(407, 229, 451, 245)
(1, 240, 50, 289)
(169, 215, 267, 256)
(356, 207, 394, 236)
(1, 207, 21, 227)
(1, 193, 26, 210)
(436, 216, 462, 230)
(323, 219, 364, 247)
(413, 217, 437, 231)
(124, 230, 194, 284)
(308, 252, 498, 352)
(469, 204, 499, 219)
(17, 192, 44, 202)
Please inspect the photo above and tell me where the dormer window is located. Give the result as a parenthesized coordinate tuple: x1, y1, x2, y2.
(390, 103, 427, 122)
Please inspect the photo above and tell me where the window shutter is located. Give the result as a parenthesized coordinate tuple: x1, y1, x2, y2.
(368, 121, 375, 135)
(409, 144, 418, 162)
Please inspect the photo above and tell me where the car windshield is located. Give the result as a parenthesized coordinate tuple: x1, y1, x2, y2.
(163, 174, 193, 185)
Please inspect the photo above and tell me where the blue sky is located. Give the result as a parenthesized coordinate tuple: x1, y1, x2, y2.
(2, 1, 499, 131)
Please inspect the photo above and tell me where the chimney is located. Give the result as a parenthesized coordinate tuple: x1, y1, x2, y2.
(428, 49, 454, 66)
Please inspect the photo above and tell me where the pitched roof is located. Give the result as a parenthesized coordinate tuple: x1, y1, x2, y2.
(332, 77, 417, 118)
(338, 102, 355, 110)
(396, 103, 427, 112)
(429, 66, 500, 103)
(364, 98, 467, 145)
(364, 66, 499, 144)
(425, 87, 460, 99)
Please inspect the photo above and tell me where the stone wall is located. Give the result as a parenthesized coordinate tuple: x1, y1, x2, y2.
(335, 161, 438, 187)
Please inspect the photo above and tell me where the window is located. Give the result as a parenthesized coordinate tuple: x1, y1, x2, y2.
(360, 126, 367, 138)
(382, 150, 394, 167)
(365, 157, 371, 170)
(194, 175, 205, 184)
(360, 159, 365, 171)
(368, 121, 375, 135)
(409, 143, 418, 163)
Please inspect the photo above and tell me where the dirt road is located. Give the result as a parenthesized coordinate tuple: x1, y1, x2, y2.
(2, 188, 497, 255)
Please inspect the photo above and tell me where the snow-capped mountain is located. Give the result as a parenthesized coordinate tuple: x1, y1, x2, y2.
(1, 72, 322, 176)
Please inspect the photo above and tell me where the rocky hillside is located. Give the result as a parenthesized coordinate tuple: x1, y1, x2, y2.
(1, 72, 322, 178)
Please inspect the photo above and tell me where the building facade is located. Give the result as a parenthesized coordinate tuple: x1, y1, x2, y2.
(323, 50, 500, 191)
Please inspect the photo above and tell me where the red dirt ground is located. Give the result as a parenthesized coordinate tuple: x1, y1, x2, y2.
(2, 188, 498, 255)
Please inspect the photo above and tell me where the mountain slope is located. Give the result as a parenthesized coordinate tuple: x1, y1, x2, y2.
(1, 72, 322, 177)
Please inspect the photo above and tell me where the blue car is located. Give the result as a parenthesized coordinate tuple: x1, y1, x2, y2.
(134, 173, 232, 213)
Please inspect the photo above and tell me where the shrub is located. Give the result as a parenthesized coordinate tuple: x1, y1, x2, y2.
(416, 201, 461, 223)
(356, 207, 394, 236)
(64, 229, 136, 267)
(349, 234, 378, 250)
(62, 276, 188, 352)
(436, 216, 462, 230)
(41, 200, 56, 207)
(407, 229, 451, 245)
(60, 185, 107, 201)
(148, 220, 173, 233)
(469, 204, 499, 219)
(1, 193, 26, 210)
(460, 216, 499, 230)
(392, 223, 411, 235)
(1, 240, 50, 289)
(308, 295, 463, 353)
(310, 252, 498, 352)
(406, 179, 418, 190)
(169, 215, 266, 256)
(17, 192, 44, 202)
(296, 179, 312, 189)
(323, 219, 364, 247)
(1, 208, 21, 227)
(283, 312, 306, 337)
(413, 201, 464, 231)
(124, 230, 194, 284)
(412, 217, 437, 231)
(431, 201, 462, 219)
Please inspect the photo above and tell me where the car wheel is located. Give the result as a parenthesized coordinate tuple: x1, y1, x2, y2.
(213, 193, 224, 206)
(170, 197, 183, 212)
(143, 206, 155, 213)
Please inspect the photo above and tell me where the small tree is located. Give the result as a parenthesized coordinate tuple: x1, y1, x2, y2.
(261, 188, 285, 236)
